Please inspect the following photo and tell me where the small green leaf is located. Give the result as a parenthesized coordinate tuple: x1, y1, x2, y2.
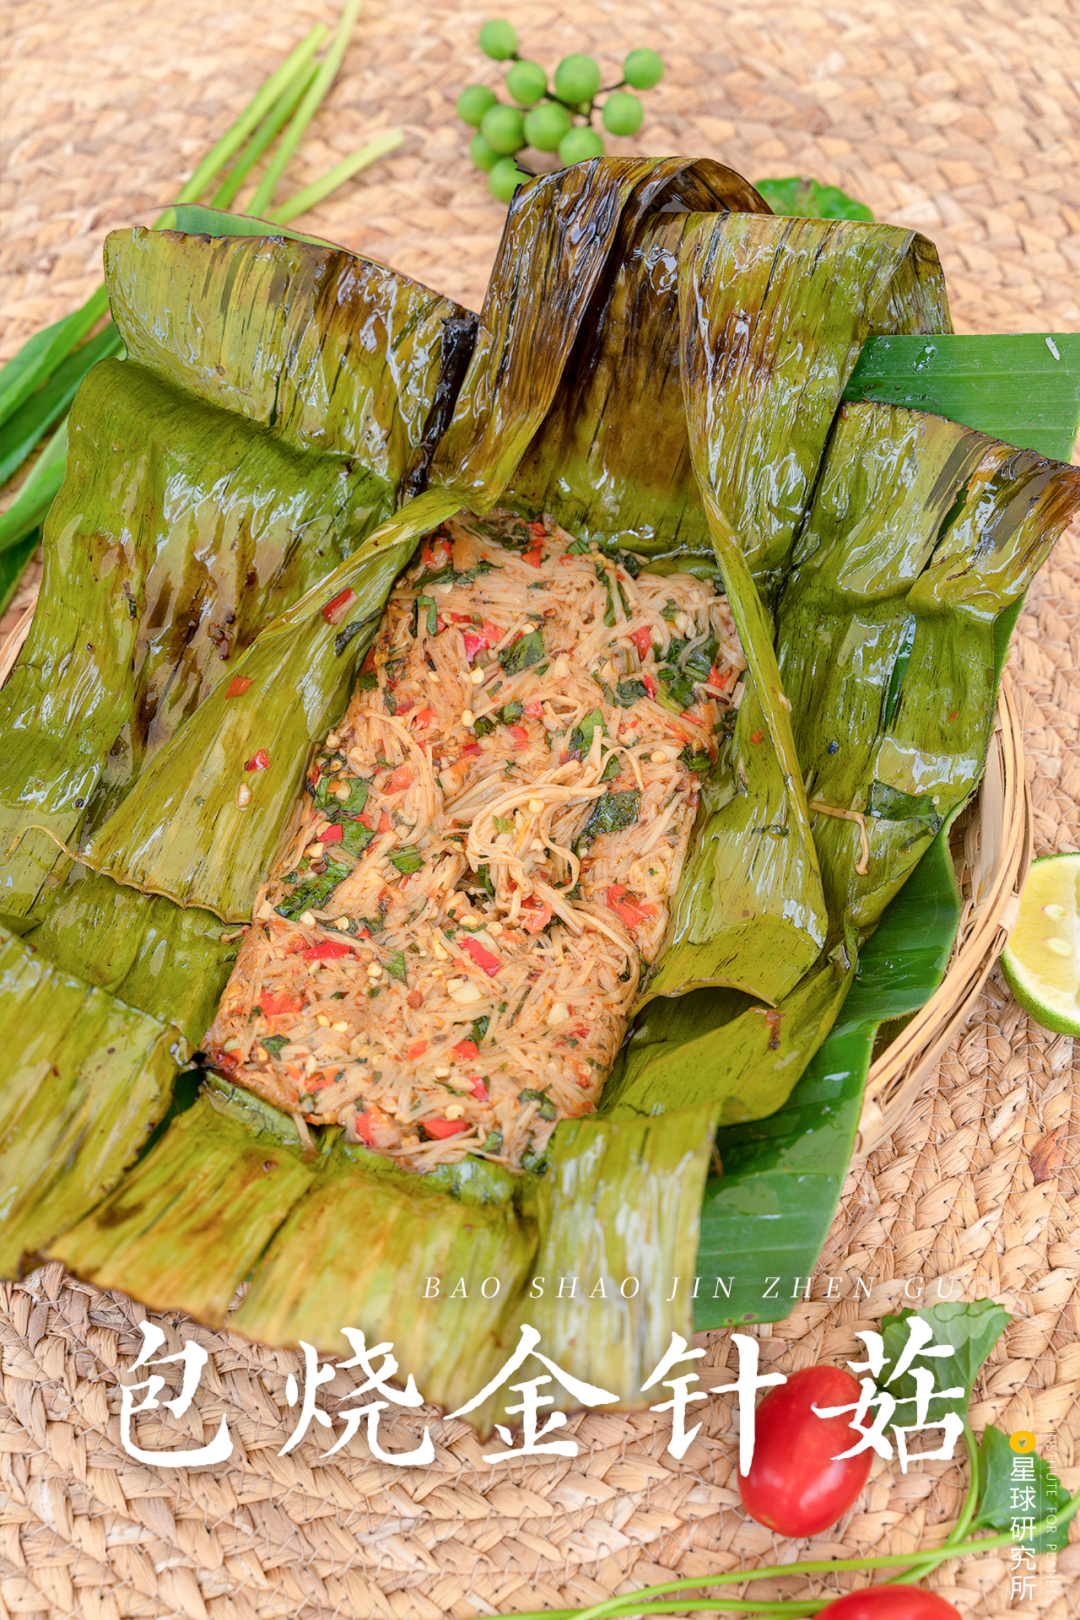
(471, 1015, 490, 1044)
(388, 846, 424, 875)
(383, 950, 407, 982)
(614, 678, 648, 706)
(576, 789, 641, 848)
(880, 1299, 1010, 1422)
(275, 857, 352, 920)
(756, 175, 874, 222)
(975, 1426, 1069, 1553)
(261, 1034, 288, 1057)
(341, 820, 375, 856)
(314, 775, 369, 823)
(499, 626, 545, 675)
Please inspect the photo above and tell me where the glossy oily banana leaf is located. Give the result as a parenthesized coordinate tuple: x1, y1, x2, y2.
(0, 926, 186, 1272)
(779, 403, 1080, 934)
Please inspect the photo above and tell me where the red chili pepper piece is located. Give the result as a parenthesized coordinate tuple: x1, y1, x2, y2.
(321, 587, 355, 625)
(301, 940, 352, 961)
(406, 1039, 428, 1061)
(643, 672, 658, 698)
(423, 1118, 469, 1140)
(521, 898, 552, 934)
(226, 675, 254, 699)
(461, 937, 500, 976)
(377, 811, 392, 833)
(508, 724, 530, 748)
(462, 631, 486, 662)
(630, 625, 652, 660)
(527, 521, 546, 540)
(386, 764, 414, 792)
(452, 1038, 479, 1062)
(469, 1076, 488, 1100)
(244, 749, 270, 772)
(413, 707, 435, 728)
(321, 824, 344, 843)
(354, 1110, 378, 1146)
(260, 991, 302, 1017)
(522, 545, 544, 568)
(524, 699, 544, 719)
(461, 742, 482, 759)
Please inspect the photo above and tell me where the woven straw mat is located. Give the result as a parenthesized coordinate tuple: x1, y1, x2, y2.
(1, 2, 1077, 1616)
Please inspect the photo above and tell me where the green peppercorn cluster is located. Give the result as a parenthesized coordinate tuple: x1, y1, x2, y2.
(456, 20, 664, 203)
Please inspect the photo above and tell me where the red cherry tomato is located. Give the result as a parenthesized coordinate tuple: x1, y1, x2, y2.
(818, 1589, 961, 1619)
(738, 1365, 871, 1537)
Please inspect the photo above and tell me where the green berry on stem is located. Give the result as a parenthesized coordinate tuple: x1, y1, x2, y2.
(553, 53, 602, 103)
(558, 125, 605, 165)
(601, 90, 644, 136)
(489, 156, 529, 203)
(469, 132, 500, 172)
(456, 84, 498, 128)
(506, 59, 547, 105)
(523, 102, 572, 152)
(623, 47, 664, 89)
(480, 103, 526, 155)
(478, 19, 518, 60)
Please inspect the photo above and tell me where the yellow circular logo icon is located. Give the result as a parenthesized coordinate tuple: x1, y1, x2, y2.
(1009, 1430, 1037, 1454)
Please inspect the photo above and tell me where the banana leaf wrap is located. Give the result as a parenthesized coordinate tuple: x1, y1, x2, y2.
(1, 160, 1076, 1410)
(0, 234, 471, 931)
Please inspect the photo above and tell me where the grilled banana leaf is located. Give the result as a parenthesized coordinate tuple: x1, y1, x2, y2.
(2, 158, 1076, 1406)
(0, 234, 471, 928)
(0, 926, 186, 1271)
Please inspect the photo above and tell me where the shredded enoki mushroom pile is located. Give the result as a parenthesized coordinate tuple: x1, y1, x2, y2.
(203, 511, 746, 1173)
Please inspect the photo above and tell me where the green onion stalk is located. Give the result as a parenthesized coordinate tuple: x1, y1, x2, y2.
(0, 0, 402, 611)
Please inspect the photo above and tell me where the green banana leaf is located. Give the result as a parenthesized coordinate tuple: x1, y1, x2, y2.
(2, 159, 1077, 1413)
(0, 925, 186, 1272)
(0, 231, 473, 928)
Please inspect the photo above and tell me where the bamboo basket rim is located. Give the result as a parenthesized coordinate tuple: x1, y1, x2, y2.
(0, 589, 1028, 1159)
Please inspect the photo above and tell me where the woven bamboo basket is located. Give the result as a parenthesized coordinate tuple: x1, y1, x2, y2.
(0, 587, 1031, 1168)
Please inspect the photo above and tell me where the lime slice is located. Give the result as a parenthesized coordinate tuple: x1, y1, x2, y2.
(1000, 852, 1080, 1035)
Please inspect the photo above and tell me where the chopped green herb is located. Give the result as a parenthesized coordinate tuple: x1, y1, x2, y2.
(471, 1015, 490, 1044)
(355, 669, 378, 691)
(500, 700, 524, 724)
(614, 678, 649, 706)
(476, 862, 495, 897)
(480, 1129, 504, 1154)
(680, 744, 713, 774)
(261, 1034, 288, 1058)
(520, 1087, 559, 1121)
(499, 626, 545, 675)
(275, 857, 352, 920)
(412, 559, 495, 590)
(600, 753, 622, 782)
(383, 951, 407, 982)
(389, 846, 424, 875)
(493, 814, 515, 834)
(314, 775, 369, 823)
(341, 820, 375, 856)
